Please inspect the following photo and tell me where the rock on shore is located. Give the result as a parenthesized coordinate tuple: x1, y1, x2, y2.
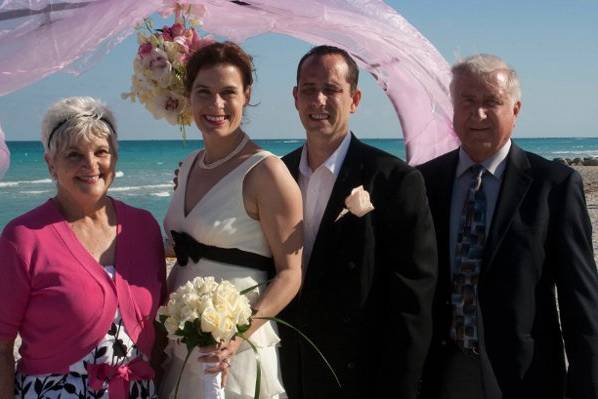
(555, 157, 598, 167)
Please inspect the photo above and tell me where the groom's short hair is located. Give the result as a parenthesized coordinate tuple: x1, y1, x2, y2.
(296, 45, 359, 92)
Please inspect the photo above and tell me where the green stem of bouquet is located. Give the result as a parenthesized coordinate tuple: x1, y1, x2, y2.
(174, 349, 192, 399)
(142, 18, 153, 34)
(238, 334, 262, 399)
(255, 316, 342, 389)
(239, 279, 273, 296)
(179, 123, 187, 143)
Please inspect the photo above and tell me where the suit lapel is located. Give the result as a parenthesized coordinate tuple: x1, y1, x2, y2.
(432, 150, 459, 269)
(482, 144, 532, 272)
(306, 135, 365, 278)
(282, 146, 302, 182)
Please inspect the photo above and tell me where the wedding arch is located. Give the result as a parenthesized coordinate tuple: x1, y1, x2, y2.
(0, 0, 459, 180)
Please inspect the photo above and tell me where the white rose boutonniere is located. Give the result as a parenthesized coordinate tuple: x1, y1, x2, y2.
(335, 185, 375, 221)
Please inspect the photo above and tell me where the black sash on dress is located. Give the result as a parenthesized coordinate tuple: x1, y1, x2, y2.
(171, 231, 275, 277)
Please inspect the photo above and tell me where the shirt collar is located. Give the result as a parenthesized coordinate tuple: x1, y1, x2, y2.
(456, 139, 511, 179)
(299, 132, 352, 178)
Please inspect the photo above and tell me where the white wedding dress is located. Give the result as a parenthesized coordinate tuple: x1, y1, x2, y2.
(160, 150, 286, 399)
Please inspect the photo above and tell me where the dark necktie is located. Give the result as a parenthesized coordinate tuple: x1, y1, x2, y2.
(451, 164, 487, 355)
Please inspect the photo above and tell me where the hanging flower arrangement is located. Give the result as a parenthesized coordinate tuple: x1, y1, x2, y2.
(122, 4, 214, 136)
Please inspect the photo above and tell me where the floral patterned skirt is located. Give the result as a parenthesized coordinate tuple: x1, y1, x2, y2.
(14, 267, 157, 399)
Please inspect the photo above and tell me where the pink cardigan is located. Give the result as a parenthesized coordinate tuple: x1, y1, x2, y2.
(0, 199, 166, 375)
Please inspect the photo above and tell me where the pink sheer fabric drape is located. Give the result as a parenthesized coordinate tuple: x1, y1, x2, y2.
(0, 0, 458, 165)
(0, 122, 9, 180)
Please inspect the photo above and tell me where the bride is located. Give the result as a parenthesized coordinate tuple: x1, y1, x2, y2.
(159, 41, 303, 398)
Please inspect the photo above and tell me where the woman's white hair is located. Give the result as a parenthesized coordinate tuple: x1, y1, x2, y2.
(450, 54, 521, 104)
(41, 96, 118, 158)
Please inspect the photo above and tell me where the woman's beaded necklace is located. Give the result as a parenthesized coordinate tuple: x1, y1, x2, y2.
(197, 133, 249, 170)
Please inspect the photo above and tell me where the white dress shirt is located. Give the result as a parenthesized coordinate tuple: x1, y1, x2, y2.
(298, 132, 352, 266)
(449, 140, 511, 270)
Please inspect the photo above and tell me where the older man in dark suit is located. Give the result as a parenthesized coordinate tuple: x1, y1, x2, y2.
(278, 45, 438, 399)
(418, 54, 598, 399)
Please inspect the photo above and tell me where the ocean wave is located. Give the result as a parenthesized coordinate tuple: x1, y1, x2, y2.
(0, 178, 52, 187)
(20, 190, 51, 195)
(1, 174, 125, 188)
(550, 150, 598, 156)
(109, 183, 172, 192)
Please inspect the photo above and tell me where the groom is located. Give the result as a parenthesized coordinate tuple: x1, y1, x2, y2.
(278, 45, 438, 399)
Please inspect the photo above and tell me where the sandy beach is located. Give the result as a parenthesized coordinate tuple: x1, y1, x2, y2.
(574, 166, 598, 263)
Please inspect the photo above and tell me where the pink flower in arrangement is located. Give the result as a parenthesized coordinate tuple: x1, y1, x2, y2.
(146, 91, 187, 125)
(164, 96, 180, 112)
(142, 48, 172, 87)
(161, 25, 173, 41)
(171, 22, 185, 38)
(138, 42, 153, 58)
(147, 49, 168, 71)
(187, 29, 202, 52)
(173, 35, 190, 53)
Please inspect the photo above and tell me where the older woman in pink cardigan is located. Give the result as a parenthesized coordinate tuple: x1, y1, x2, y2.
(0, 97, 166, 399)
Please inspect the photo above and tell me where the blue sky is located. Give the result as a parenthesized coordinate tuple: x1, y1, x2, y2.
(1, 0, 597, 141)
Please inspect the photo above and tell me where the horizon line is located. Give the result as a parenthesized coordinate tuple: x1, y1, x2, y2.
(5, 136, 598, 143)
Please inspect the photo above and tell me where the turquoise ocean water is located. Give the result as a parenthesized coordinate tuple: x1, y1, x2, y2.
(2, 137, 598, 230)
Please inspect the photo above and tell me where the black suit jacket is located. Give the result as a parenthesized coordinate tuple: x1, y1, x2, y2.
(279, 134, 438, 399)
(418, 144, 598, 399)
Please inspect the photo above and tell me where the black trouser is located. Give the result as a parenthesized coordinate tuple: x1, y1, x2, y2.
(436, 342, 484, 399)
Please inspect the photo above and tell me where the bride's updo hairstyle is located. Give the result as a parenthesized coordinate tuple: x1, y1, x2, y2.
(185, 41, 255, 94)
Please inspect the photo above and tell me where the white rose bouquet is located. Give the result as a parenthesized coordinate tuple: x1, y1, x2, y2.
(158, 276, 340, 399)
(157, 276, 253, 399)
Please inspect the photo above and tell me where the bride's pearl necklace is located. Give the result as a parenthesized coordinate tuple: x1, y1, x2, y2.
(197, 133, 249, 170)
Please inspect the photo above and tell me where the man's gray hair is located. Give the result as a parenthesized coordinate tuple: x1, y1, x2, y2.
(450, 54, 521, 104)
(41, 96, 118, 158)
